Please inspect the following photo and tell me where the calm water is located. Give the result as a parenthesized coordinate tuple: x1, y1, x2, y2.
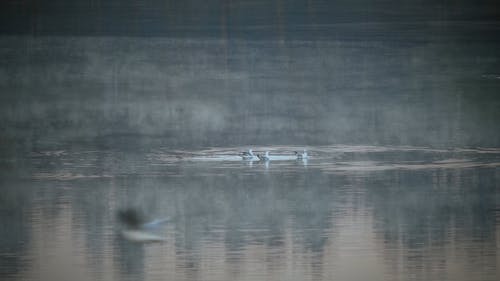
(1, 145, 499, 281)
(2, 4, 500, 281)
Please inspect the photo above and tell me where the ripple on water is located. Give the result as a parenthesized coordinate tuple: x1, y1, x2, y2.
(28, 145, 500, 180)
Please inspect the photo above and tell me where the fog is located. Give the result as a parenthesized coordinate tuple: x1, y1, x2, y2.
(1, 36, 499, 151)
(1, 2, 500, 281)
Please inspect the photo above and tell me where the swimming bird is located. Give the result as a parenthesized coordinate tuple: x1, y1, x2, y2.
(295, 149, 308, 160)
(241, 149, 257, 160)
(257, 151, 270, 161)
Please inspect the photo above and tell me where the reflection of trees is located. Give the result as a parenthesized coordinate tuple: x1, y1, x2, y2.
(0, 179, 33, 279)
(286, 171, 340, 253)
(16, 149, 500, 280)
(113, 238, 145, 279)
(101, 164, 343, 276)
(168, 168, 337, 249)
(189, 167, 340, 277)
(364, 167, 498, 279)
(368, 168, 498, 246)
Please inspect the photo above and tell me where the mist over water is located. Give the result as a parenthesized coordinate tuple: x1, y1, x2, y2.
(1, 4, 500, 280)
(1, 35, 499, 151)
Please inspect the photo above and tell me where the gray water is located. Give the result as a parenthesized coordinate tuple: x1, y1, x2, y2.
(1, 21, 500, 281)
(1, 145, 500, 281)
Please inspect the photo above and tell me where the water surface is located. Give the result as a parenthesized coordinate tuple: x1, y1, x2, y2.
(1, 145, 499, 281)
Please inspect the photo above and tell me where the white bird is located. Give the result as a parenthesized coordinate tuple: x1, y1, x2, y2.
(257, 151, 270, 161)
(241, 149, 257, 160)
(295, 149, 308, 160)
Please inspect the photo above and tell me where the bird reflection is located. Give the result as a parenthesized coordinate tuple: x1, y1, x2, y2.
(257, 151, 270, 161)
(294, 149, 308, 160)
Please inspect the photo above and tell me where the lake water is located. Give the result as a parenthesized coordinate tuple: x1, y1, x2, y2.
(1, 5, 500, 281)
(1, 144, 499, 281)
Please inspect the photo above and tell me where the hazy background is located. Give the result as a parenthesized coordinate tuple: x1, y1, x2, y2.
(0, 1, 499, 150)
(1, 2, 500, 281)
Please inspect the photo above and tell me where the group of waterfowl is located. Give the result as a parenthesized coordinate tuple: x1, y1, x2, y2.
(240, 149, 308, 161)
